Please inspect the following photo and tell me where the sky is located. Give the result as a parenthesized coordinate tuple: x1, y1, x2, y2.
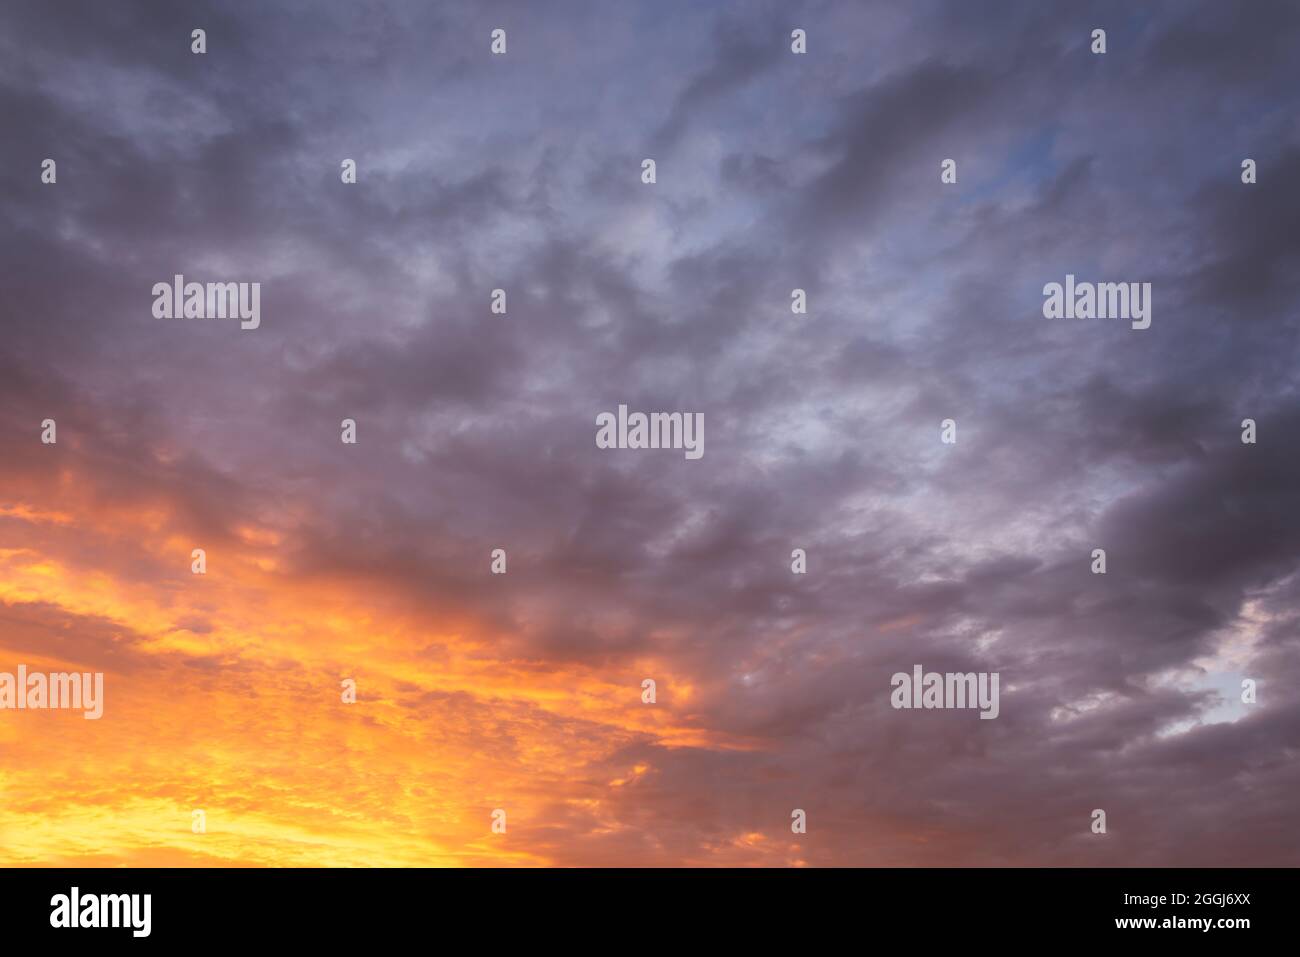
(1, 0, 1298, 867)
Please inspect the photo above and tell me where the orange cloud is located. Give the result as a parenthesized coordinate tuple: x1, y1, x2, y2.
(0, 464, 767, 867)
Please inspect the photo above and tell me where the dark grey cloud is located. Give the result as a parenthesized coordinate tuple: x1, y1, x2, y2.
(2, 0, 1299, 864)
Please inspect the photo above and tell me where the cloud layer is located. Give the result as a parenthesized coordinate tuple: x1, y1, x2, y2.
(1, 0, 1298, 866)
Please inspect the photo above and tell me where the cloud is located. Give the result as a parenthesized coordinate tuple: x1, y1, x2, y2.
(1, 0, 1297, 865)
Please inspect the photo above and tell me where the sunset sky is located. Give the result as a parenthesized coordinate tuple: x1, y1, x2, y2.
(2, 0, 1299, 867)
